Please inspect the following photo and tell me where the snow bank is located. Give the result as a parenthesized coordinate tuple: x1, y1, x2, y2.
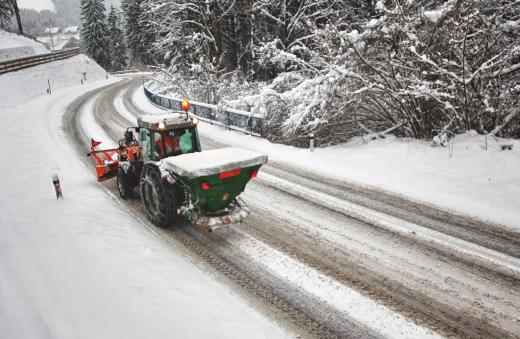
(162, 147, 267, 178)
(0, 29, 49, 61)
(0, 54, 107, 108)
(0, 79, 288, 337)
(195, 125, 520, 229)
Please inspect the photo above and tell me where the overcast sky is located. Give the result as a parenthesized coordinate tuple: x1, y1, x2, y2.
(17, 0, 121, 13)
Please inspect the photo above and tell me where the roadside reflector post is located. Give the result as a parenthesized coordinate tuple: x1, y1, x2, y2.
(52, 174, 63, 199)
(309, 133, 315, 152)
(47, 79, 52, 95)
(83, 72, 87, 81)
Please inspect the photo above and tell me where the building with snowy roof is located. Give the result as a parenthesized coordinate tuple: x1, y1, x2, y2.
(44, 27, 60, 34)
(63, 26, 79, 34)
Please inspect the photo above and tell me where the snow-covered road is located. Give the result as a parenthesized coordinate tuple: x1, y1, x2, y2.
(0, 67, 293, 338)
(2, 48, 519, 337)
(62, 75, 520, 338)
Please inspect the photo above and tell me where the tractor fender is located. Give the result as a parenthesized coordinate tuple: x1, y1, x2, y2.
(151, 160, 177, 185)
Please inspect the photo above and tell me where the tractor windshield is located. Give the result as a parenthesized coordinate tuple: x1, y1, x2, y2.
(153, 128, 197, 160)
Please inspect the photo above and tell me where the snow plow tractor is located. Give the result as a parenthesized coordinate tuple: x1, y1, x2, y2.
(87, 102, 267, 231)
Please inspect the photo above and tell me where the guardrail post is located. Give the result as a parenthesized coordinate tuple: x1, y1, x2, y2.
(227, 111, 231, 130)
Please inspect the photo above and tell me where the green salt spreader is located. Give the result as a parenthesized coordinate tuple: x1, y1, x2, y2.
(160, 147, 266, 229)
(89, 107, 267, 231)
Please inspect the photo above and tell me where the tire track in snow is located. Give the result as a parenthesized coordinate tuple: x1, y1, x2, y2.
(62, 76, 384, 339)
(63, 77, 520, 338)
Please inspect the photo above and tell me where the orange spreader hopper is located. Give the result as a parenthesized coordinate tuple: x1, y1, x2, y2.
(86, 138, 139, 182)
(89, 148, 120, 181)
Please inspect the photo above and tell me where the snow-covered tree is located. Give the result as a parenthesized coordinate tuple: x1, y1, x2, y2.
(137, 0, 520, 144)
(80, 0, 110, 69)
(121, 0, 155, 66)
(252, 0, 346, 79)
(0, 0, 14, 28)
(332, 0, 520, 138)
(107, 6, 127, 71)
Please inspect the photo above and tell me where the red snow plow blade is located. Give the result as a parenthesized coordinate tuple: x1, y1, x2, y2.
(86, 138, 121, 181)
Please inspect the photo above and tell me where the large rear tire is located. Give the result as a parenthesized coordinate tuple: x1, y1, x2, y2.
(117, 168, 133, 199)
(140, 165, 177, 227)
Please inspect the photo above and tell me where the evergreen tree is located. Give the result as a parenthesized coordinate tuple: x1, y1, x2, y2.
(107, 6, 127, 71)
(137, 0, 157, 64)
(121, 0, 148, 66)
(0, 0, 14, 28)
(80, 0, 109, 69)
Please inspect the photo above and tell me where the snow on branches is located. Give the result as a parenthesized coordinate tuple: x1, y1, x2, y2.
(146, 0, 520, 145)
(80, 0, 110, 69)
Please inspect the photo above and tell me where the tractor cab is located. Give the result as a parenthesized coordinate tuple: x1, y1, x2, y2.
(136, 113, 201, 163)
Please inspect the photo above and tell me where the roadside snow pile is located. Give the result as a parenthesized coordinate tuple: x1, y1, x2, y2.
(197, 123, 520, 229)
(0, 54, 106, 108)
(0, 29, 49, 62)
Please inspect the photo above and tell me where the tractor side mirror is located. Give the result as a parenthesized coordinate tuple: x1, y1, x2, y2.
(135, 127, 140, 133)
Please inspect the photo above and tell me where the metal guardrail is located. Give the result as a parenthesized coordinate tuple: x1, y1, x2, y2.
(143, 86, 264, 137)
(109, 68, 142, 75)
(0, 48, 81, 75)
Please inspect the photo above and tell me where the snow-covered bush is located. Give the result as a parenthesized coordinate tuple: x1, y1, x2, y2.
(144, 0, 520, 146)
(339, 0, 520, 139)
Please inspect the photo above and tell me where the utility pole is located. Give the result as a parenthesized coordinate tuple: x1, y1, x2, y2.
(11, 0, 23, 35)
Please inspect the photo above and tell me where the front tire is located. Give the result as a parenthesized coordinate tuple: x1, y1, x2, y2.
(140, 165, 177, 227)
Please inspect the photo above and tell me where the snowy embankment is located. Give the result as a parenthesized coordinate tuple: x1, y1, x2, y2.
(0, 60, 288, 338)
(0, 29, 49, 62)
(205, 129, 520, 229)
(133, 87, 520, 230)
(0, 54, 103, 108)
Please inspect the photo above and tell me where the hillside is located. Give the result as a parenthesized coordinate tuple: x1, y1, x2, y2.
(0, 29, 49, 62)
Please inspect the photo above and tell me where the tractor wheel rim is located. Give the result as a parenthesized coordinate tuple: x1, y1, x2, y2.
(145, 181, 158, 216)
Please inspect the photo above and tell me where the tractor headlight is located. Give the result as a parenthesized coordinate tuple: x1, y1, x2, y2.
(192, 117, 198, 125)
